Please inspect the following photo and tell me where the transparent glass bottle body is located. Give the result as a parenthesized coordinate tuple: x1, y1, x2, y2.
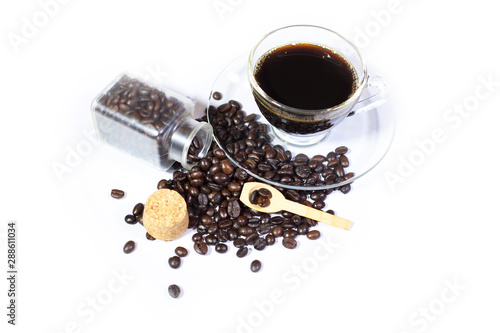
(91, 73, 212, 170)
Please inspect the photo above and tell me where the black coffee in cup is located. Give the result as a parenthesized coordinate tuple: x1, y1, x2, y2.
(252, 43, 358, 134)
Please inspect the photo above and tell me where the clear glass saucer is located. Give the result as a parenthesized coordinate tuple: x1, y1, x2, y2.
(207, 53, 396, 190)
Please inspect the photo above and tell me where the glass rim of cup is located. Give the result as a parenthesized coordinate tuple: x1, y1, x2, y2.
(247, 24, 368, 115)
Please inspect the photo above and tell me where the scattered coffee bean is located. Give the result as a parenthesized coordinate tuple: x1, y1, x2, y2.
(124, 214, 137, 225)
(194, 241, 208, 255)
(215, 243, 228, 253)
(146, 232, 156, 240)
(282, 237, 297, 249)
(168, 256, 181, 269)
(213, 91, 222, 100)
(335, 146, 348, 155)
(111, 189, 125, 199)
(132, 203, 144, 216)
(175, 246, 188, 257)
(236, 247, 249, 258)
(250, 260, 262, 272)
(123, 240, 135, 254)
(265, 234, 276, 245)
(340, 184, 351, 194)
(306, 230, 321, 240)
(254, 238, 267, 251)
(168, 284, 181, 298)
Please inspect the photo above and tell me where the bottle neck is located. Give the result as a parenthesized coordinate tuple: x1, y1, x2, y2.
(169, 118, 213, 169)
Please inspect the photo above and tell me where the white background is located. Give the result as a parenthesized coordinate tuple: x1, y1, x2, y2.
(2, 0, 500, 332)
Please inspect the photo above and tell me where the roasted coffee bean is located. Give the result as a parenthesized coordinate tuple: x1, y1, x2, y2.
(283, 229, 298, 239)
(339, 154, 349, 167)
(335, 146, 348, 155)
(326, 151, 337, 161)
(260, 213, 271, 224)
(227, 181, 241, 192)
(265, 234, 276, 246)
(213, 148, 226, 159)
(257, 223, 271, 235)
(157, 179, 168, 189)
(297, 223, 309, 235)
(293, 153, 309, 166)
(192, 233, 203, 242)
(146, 232, 156, 240)
(295, 165, 312, 178)
(111, 189, 125, 199)
(234, 168, 248, 180)
(215, 243, 228, 253)
(340, 184, 351, 194)
(227, 228, 238, 240)
(334, 165, 345, 178)
(236, 246, 249, 258)
(326, 159, 339, 168)
(258, 196, 271, 208)
(285, 190, 300, 202)
(272, 225, 284, 237)
(247, 218, 260, 228)
(271, 216, 284, 225)
(238, 226, 254, 236)
(306, 230, 321, 240)
(258, 188, 272, 198)
(312, 155, 326, 163)
(132, 203, 144, 216)
(283, 237, 297, 249)
(216, 230, 229, 242)
(312, 200, 325, 210)
(212, 91, 222, 100)
(245, 233, 259, 246)
(208, 223, 219, 235)
(175, 246, 188, 257)
(233, 238, 246, 248)
(254, 238, 267, 251)
(168, 256, 181, 269)
(250, 260, 262, 272)
(221, 160, 235, 175)
(124, 214, 137, 224)
(192, 137, 201, 150)
(194, 241, 208, 255)
(205, 234, 218, 246)
(168, 284, 181, 298)
(213, 172, 230, 185)
(123, 240, 135, 254)
(227, 199, 241, 218)
(249, 190, 259, 204)
(219, 219, 233, 229)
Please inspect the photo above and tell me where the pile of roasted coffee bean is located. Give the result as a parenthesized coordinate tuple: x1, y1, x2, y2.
(116, 96, 355, 298)
(121, 96, 354, 255)
(207, 99, 354, 192)
(152, 97, 353, 253)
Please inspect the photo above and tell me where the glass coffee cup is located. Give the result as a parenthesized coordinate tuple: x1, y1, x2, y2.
(248, 25, 389, 146)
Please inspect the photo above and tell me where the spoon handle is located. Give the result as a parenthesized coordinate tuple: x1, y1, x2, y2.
(284, 200, 351, 230)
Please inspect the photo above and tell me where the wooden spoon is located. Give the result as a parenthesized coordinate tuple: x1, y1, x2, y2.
(240, 182, 351, 231)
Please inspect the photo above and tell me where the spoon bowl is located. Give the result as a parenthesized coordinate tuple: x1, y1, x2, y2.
(240, 182, 351, 230)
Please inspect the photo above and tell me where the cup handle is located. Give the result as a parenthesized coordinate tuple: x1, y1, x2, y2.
(347, 75, 390, 117)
